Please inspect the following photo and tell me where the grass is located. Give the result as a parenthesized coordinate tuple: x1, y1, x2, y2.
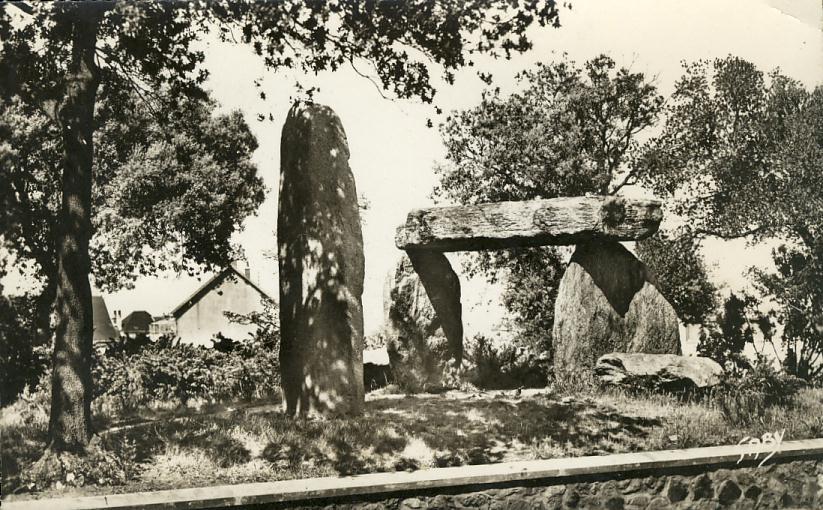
(3, 386, 823, 502)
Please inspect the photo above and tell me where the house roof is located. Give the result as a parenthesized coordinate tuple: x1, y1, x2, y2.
(121, 310, 154, 333)
(170, 266, 274, 319)
(92, 295, 118, 342)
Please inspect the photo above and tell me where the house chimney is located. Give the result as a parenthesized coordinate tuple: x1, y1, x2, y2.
(245, 266, 251, 279)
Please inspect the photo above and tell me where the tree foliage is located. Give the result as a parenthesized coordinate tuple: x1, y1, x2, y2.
(641, 56, 823, 379)
(697, 292, 757, 371)
(639, 56, 822, 245)
(1, 90, 265, 292)
(436, 55, 663, 207)
(435, 55, 705, 349)
(1, 0, 564, 450)
(753, 244, 823, 381)
(635, 231, 717, 325)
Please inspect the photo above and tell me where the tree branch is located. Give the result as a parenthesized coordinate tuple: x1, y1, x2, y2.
(691, 225, 768, 240)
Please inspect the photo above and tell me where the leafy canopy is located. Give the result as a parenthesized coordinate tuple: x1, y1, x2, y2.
(641, 56, 823, 379)
(635, 232, 717, 325)
(1, 89, 265, 292)
(1, 0, 565, 289)
(434, 55, 713, 349)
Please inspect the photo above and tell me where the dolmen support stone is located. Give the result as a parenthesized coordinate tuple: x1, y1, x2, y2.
(385, 251, 463, 367)
(553, 240, 681, 377)
(595, 353, 724, 392)
(395, 196, 662, 251)
(278, 102, 365, 416)
(408, 251, 463, 365)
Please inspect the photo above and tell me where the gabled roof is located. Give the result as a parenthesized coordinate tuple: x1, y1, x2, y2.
(92, 295, 118, 342)
(170, 266, 274, 319)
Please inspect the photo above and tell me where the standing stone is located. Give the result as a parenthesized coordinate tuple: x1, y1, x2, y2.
(278, 102, 364, 416)
(383, 251, 464, 374)
(407, 250, 463, 365)
(383, 253, 440, 343)
(552, 240, 680, 377)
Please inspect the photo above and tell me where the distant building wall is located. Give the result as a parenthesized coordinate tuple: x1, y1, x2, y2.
(149, 316, 176, 339)
(175, 275, 266, 347)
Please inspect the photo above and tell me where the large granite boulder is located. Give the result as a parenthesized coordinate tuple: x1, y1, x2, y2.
(553, 240, 680, 377)
(278, 102, 364, 416)
(595, 353, 724, 391)
(384, 251, 463, 364)
(383, 253, 439, 343)
(407, 250, 463, 365)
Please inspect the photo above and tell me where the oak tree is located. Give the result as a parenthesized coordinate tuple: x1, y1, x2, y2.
(640, 56, 823, 379)
(1, 0, 562, 451)
(435, 55, 709, 351)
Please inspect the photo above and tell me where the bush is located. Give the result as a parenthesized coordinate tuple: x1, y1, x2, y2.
(697, 293, 758, 371)
(712, 356, 806, 425)
(0, 295, 50, 406)
(92, 336, 280, 413)
(20, 435, 139, 492)
(466, 334, 548, 390)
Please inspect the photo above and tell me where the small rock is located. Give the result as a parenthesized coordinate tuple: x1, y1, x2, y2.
(399, 497, 426, 509)
(743, 485, 762, 500)
(603, 494, 624, 510)
(691, 474, 713, 500)
(456, 493, 489, 507)
(562, 488, 580, 508)
(716, 480, 742, 505)
(644, 496, 671, 509)
(624, 494, 649, 509)
(666, 478, 689, 502)
(620, 478, 643, 494)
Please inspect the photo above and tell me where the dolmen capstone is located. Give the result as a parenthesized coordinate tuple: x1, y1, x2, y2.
(595, 353, 723, 392)
(278, 102, 364, 416)
(553, 240, 681, 377)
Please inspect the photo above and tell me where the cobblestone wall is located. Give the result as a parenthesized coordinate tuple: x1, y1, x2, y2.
(268, 458, 823, 510)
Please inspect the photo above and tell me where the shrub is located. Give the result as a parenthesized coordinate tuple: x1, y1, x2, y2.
(20, 435, 139, 492)
(0, 295, 50, 406)
(466, 334, 548, 390)
(92, 336, 280, 412)
(712, 356, 806, 425)
(697, 293, 758, 371)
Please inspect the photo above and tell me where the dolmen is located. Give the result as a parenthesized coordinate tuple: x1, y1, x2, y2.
(393, 195, 681, 379)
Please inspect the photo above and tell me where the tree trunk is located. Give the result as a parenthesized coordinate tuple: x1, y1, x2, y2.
(32, 277, 56, 347)
(47, 6, 101, 452)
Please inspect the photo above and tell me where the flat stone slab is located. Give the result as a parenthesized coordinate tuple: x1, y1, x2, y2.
(595, 353, 724, 390)
(395, 196, 662, 251)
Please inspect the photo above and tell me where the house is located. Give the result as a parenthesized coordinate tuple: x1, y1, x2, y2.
(149, 315, 176, 338)
(120, 310, 154, 338)
(92, 295, 119, 345)
(157, 265, 273, 347)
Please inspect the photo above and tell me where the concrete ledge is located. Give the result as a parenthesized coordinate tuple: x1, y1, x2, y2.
(5, 438, 823, 510)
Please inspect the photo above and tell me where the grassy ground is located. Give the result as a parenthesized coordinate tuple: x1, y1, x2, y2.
(3, 386, 823, 502)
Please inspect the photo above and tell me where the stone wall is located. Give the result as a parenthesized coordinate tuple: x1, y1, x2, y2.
(263, 458, 822, 510)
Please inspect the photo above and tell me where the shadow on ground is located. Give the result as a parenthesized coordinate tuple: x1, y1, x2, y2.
(98, 391, 662, 481)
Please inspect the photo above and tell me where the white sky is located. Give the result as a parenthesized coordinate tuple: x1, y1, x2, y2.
(4, 0, 822, 338)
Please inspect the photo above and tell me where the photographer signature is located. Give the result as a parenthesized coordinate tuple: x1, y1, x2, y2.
(737, 429, 785, 467)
